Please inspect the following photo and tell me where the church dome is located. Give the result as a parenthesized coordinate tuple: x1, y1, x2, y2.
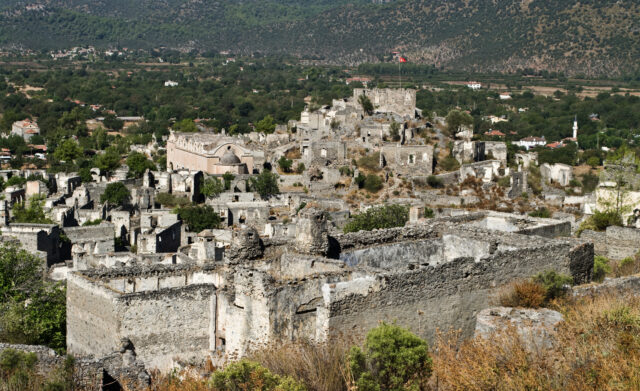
(220, 147, 241, 165)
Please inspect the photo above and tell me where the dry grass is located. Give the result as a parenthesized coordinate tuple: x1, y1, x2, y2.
(247, 338, 352, 391)
(431, 293, 640, 390)
(146, 371, 211, 391)
(610, 256, 640, 278)
(494, 279, 546, 308)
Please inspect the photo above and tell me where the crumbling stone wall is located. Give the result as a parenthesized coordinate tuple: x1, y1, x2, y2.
(580, 226, 640, 260)
(68, 265, 221, 371)
(352, 88, 417, 117)
(325, 235, 592, 343)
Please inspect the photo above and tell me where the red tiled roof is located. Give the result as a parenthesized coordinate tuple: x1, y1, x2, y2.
(521, 136, 545, 142)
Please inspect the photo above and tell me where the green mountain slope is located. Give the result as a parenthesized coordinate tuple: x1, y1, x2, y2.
(1, 0, 638, 76)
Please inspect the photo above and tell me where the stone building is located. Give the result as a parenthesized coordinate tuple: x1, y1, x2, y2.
(352, 88, 417, 118)
(541, 163, 573, 186)
(380, 144, 433, 175)
(166, 132, 257, 175)
(67, 213, 593, 373)
(11, 119, 40, 141)
(137, 211, 182, 254)
(300, 140, 347, 163)
(453, 140, 507, 165)
(64, 223, 115, 258)
(1, 223, 61, 266)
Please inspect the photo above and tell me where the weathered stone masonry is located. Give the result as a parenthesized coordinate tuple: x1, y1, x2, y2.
(67, 215, 593, 373)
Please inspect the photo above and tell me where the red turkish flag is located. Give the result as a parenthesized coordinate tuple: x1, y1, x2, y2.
(399, 56, 407, 63)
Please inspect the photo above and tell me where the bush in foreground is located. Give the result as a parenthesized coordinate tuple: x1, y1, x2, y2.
(349, 322, 432, 391)
(210, 360, 305, 391)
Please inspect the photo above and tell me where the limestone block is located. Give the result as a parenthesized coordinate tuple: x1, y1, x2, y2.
(475, 307, 564, 349)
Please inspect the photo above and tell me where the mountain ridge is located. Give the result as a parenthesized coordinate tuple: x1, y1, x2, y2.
(1, 0, 638, 76)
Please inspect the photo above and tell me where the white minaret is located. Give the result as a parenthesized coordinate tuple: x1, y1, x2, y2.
(572, 115, 578, 139)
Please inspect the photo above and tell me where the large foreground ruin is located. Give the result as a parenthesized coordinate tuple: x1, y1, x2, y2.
(67, 211, 593, 372)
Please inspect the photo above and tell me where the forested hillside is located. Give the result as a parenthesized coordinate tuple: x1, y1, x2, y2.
(1, 0, 639, 76)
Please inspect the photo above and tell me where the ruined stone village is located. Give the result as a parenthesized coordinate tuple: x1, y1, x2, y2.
(2, 88, 640, 388)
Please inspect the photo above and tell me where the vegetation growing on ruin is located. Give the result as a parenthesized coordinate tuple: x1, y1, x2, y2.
(175, 205, 221, 233)
(156, 192, 190, 208)
(250, 170, 280, 200)
(100, 182, 131, 206)
(11, 196, 54, 224)
(126, 151, 156, 178)
(576, 210, 623, 236)
(496, 270, 573, 309)
(343, 204, 409, 233)
(201, 178, 225, 199)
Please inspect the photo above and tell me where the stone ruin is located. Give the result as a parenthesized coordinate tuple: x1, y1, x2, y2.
(66, 212, 593, 377)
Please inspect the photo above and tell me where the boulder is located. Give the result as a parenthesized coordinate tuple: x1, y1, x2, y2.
(475, 306, 564, 349)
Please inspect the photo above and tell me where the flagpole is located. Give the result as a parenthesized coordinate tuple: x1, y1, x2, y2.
(398, 57, 401, 88)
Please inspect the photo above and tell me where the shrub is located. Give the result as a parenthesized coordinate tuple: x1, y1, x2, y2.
(126, 151, 156, 178)
(202, 177, 224, 198)
(222, 172, 235, 190)
(568, 178, 582, 188)
(248, 338, 351, 391)
(296, 163, 305, 174)
(432, 294, 640, 390)
(156, 192, 190, 208)
(210, 360, 305, 391)
(339, 166, 352, 176)
(581, 173, 599, 193)
(533, 270, 573, 302)
(577, 210, 623, 236)
(426, 175, 443, 188)
(11, 195, 53, 224)
(363, 174, 383, 193)
(354, 172, 366, 188)
(496, 280, 547, 308)
(5, 176, 26, 188)
(250, 170, 280, 199)
(100, 182, 130, 205)
(357, 153, 381, 172)
(593, 256, 611, 282)
(0, 244, 66, 352)
(175, 205, 221, 233)
(497, 176, 511, 187)
(344, 204, 409, 233)
(423, 207, 435, 218)
(349, 322, 432, 391)
(278, 156, 293, 173)
(528, 207, 551, 218)
(587, 156, 600, 168)
(527, 166, 543, 195)
(438, 156, 460, 172)
(611, 256, 640, 278)
(82, 219, 103, 226)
